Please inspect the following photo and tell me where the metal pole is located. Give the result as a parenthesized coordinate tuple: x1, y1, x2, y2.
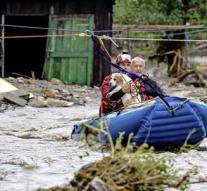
(1, 14, 5, 77)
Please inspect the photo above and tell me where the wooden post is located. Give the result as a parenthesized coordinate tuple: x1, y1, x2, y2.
(184, 28, 190, 68)
(94, 1, 112, 86)
(41, 6, 53, 79)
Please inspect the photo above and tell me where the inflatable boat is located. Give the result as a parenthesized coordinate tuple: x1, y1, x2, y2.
(72, 96, 207, 149)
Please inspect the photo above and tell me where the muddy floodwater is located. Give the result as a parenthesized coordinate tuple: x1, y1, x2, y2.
(0, 82, 207, 191)
(0, 97, 105, 191)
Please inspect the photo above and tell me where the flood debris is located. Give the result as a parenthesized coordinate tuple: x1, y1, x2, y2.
(0, 77, 32, 108)
(29, 97, 74, 108)
(4, 92, 27, 106)
(37, 145, 196, 191)
(0, 77, 17, 94)
(90, 177, 108, 191)
(169, 64, 207, 88)
(0, 77, 99, 111)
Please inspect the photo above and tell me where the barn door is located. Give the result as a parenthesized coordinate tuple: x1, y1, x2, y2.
(0, 15, 5, 77)
(44, 14, 94, 85)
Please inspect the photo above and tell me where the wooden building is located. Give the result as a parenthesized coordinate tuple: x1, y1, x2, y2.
(0, 0, 115, 86)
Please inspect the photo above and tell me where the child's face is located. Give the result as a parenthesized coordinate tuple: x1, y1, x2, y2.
(131, 61, 145, 74)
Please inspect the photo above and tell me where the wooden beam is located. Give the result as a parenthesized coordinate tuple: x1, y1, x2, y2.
(113, 24, 205, 31)
(4, 92, 27, 106)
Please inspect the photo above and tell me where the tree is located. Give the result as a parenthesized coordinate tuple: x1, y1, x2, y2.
(114, 0, 207, 25)
(114, 0, 207, 79)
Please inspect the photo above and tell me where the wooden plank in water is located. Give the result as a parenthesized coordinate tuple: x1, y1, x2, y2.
(4, 92, 27, 106)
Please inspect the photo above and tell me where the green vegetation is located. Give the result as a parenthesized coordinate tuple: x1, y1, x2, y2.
(114, 0, 207, 25)
(113, 0, 207, 82)
(69, 145, 195, 191)
(38, 135, 197, 191)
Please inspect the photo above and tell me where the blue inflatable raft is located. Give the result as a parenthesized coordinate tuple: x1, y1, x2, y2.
(72, 96, 207, 149)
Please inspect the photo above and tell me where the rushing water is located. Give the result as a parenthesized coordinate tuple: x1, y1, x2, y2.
(0, 100, 105, 191)
(0, 85, 207, 191)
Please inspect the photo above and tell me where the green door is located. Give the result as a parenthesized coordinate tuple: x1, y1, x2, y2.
(44, 15, 94, 85)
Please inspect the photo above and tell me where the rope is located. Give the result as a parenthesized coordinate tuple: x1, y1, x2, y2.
(1, 23, 207, 35)
(97, 37, 112, 59)
(0, 32, 206, 42)
(1, 23, 207, 41)
(0, 32, 90, 39)
(109, 37, 207, 42)
(91, 35, 172, 110)
(171, 99, 189, 114)
(0, 23, 94, 33)
(102, 35, 119, 47)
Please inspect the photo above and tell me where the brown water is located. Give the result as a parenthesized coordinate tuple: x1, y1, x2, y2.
(0, 85, 207, 191)
(0, 100, 105, 191)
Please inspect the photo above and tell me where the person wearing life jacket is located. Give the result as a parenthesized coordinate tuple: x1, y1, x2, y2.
(99, 54, 165, 117)
(99, 52, 132, 117)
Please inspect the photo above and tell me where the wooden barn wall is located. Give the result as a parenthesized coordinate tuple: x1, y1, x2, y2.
(0, 0, 114, 85)
(94, 0, 112, 85)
